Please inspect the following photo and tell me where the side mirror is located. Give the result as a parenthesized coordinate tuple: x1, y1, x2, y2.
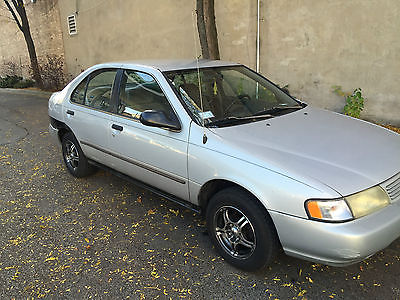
(140, 110, 181, 131)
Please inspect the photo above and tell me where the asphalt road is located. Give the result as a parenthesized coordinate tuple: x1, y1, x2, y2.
(0, 89, 399, 299)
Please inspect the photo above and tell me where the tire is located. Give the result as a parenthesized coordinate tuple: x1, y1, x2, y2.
(61, 132, 95, 178)
(206, 187, 280, 271)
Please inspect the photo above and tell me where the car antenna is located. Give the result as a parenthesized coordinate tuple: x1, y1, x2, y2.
(192, 10, 208, 144)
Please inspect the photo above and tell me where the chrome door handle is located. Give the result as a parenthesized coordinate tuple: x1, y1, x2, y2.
(66, 110, 74, 116)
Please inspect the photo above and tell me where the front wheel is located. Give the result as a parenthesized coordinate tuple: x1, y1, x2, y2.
(61, 132, 95, 178)
(206, 187, 280, 271)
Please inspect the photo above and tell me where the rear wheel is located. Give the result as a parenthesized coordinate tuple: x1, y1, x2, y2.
(61, 132, 95, 177)
(206, 187, 280, 271)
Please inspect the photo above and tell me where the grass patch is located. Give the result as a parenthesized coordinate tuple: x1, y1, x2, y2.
(0, 75, 35, 89)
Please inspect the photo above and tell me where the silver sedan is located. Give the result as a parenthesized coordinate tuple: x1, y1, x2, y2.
(48, 60, 400, 271)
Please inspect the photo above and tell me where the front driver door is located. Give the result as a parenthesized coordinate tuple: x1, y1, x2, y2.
(108, 69, 189, 200)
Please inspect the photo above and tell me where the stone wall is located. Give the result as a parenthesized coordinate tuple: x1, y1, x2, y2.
(0, 0, 64, 78)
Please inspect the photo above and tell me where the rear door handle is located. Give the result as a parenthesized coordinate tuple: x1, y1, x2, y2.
(111, 124, 123, 131)
(66, 110, 74, 116)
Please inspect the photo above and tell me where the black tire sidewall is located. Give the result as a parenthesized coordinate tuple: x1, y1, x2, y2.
(206, 187, 279, 271)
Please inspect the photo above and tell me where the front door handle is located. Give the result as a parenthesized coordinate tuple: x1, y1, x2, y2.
(66, 110, 74, 116)
(111, 124, 123, 131)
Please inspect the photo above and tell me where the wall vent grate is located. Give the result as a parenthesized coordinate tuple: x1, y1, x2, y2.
(67, 14, 77, 35)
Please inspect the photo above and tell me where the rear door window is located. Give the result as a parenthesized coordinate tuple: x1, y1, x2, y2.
(85, 70, 118, 112)
(70, 69, 118, 113)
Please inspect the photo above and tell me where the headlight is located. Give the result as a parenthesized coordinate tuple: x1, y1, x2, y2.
(305, 199, 353, 222)
(305, 186, 390, 222)
(345, 186, 389, 218)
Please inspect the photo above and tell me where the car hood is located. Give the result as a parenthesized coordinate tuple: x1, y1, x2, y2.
(209, 107, 400, 196)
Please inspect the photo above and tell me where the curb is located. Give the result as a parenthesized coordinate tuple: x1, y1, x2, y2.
(0, 88, 53, 98)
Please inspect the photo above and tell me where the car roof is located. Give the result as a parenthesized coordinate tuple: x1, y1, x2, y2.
(102, 59, 241, 72)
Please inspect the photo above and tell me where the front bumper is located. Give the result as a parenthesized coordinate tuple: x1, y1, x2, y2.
(270, 199, 400, 266)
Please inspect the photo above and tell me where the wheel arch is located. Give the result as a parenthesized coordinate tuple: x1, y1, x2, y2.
(50, 117, 74, 142)
(198, 179, 269, 215)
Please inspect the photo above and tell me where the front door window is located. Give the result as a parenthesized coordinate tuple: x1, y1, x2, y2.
(118, 70, 175, 121)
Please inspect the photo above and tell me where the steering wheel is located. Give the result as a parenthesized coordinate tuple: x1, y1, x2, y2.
(99, 96, 110, 110)
(223, 94, 251, 117)
(87, 89, 111, 110)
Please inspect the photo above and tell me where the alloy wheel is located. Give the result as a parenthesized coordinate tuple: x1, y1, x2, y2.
(65, 140, 80, 170)
(214, 206, 256, 259)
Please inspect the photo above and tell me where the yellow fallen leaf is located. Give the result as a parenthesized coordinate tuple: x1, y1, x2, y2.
(45, 257, 57, 262)
(298, 290, 307, 297)
(169, 209, 179, 216)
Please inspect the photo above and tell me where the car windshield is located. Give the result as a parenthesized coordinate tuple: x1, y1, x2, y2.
(164, 66, 303, 127)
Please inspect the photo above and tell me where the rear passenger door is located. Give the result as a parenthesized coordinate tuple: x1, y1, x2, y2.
(65, 68, 118, 163)
(108, 69, 189, 200)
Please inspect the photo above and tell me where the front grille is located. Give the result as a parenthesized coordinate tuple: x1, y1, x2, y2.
(383, 173, 400, 203)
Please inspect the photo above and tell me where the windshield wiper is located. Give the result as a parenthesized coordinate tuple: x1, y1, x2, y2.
(253, 105, 303, 116)
(206, 114, 273, 128)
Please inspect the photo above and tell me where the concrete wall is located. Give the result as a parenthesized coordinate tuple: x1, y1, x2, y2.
(258, 1, 400, 126)
(57, 0, 200, 75)
(0, 0, 64, 77)
(215, 1, 400, 125)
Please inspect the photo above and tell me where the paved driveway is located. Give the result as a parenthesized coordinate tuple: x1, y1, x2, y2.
(0, 89, 399, 299)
